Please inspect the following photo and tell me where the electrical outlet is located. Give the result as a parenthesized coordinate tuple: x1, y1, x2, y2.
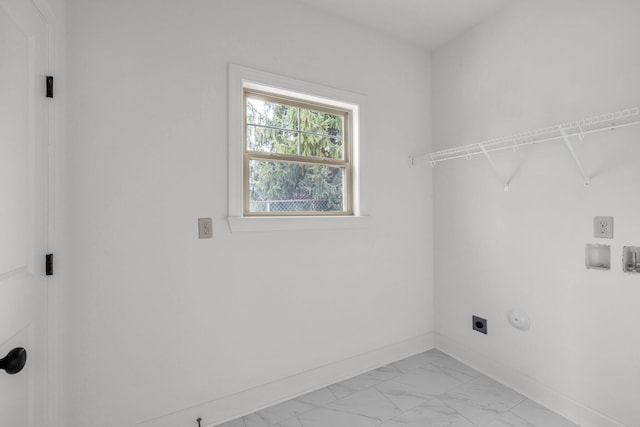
(472, 315, 487, 335)
(594, 216, 613, 239)
(198, 218, 213, 239)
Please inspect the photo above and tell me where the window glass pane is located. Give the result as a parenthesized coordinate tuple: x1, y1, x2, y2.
(249, 160, 344, 213)
(299, 108, 343, 138)
(300, 133, 343, 159)
(246, 97, 298, 130)
(246, 125, 298, 154)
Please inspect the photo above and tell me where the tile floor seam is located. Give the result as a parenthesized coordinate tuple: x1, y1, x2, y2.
(506, 395, 529, 411)
(377, 388, 405, 410)
(508, 408, 538, 427)
(289, 414, 302, 426)
(255, 411, 272, 425)
(381, 396, 471, 427)
(436, 395, 483, 427)
(325, 404, 385, 423)
(437, 369, 474, 394)
(294, 398, 322, 415)
(326, 387, 339, 401)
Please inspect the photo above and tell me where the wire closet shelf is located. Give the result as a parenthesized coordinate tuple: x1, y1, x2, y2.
(423, 107, 640, 166)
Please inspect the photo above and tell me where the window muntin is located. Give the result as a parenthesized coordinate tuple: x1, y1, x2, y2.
(243, 90, 352, 216)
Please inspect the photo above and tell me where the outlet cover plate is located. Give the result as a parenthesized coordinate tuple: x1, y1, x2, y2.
(198, 218, 213, 239)
(594, 216, 613, 239)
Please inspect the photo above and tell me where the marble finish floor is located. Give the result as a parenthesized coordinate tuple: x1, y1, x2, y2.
(217, 349, 578, 427)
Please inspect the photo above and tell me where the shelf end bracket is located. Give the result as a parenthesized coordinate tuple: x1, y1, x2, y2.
(479, 146, 509, 191)
(560, 129, 591, 186)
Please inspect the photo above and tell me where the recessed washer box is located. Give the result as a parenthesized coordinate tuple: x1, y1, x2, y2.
(623, 246, 640, 273)
(586, 243, 610, 270)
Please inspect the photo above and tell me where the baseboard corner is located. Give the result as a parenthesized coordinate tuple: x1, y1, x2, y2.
(434, 332, 627, 427)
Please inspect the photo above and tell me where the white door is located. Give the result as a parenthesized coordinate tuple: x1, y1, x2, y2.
(0, 0, 52, 426)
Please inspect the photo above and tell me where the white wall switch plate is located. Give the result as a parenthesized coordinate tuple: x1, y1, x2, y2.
(198, 218, 213, 239)
(594, 216, 613, 239)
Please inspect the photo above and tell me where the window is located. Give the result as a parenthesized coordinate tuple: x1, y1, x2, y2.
(244, 90, 352, 216)
(228, 65, 369, 232)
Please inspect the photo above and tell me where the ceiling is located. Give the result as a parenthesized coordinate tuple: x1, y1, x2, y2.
(295, 0, 513, 51)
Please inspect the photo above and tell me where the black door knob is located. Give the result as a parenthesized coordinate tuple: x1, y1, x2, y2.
(0, 347, 27, 375)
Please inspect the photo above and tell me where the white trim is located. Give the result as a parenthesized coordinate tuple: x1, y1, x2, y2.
(228, 64, 369, 232)
(435, 333, 628, 427)
(131, 332, 434, 427)
(228, 215, 370, 232)
(30, 0, 65, 426)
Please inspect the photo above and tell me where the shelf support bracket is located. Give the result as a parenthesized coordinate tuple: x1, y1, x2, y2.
(480, 146, 510, 191)
(560, 129, 591, 186)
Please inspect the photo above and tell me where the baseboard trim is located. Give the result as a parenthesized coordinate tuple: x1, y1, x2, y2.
(434, 333, 628, 427)
(132, 332, 434, 427)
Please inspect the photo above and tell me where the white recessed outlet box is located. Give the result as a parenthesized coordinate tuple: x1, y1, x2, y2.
(593, 216, 613, 238)
(623, 246, 640, 273)
(586, 243, 610, 270)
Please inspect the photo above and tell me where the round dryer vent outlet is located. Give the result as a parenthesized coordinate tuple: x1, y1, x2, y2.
(508, 309, 530, 331)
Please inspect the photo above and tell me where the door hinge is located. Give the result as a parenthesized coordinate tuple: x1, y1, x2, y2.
(46, 254, 53, 276)
(46, 76, 53, 98)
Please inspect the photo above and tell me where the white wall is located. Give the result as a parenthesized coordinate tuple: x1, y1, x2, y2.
(64, 1, 433, 426)
(433, 1, 640, 426)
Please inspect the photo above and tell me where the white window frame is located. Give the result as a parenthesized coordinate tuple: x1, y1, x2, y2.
(227, 64, 369, 232)
(243, 89, 353, 217)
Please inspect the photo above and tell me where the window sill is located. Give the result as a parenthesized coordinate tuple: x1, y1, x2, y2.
(227, 215, 370, 233)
